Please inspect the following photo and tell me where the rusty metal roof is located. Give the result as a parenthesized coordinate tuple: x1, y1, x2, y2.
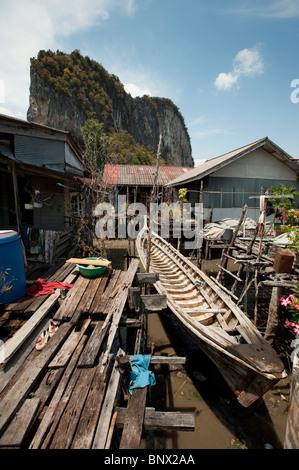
(103, 164, 193, 187)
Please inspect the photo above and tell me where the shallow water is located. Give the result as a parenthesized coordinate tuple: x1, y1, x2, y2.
(105, 240, 290, 450)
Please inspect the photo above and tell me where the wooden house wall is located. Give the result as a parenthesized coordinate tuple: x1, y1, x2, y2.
(30, 176, 66, 231)
(0, 171, 68, 232)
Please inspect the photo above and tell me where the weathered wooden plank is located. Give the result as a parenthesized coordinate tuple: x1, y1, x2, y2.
(71, 360, 108, 449)
(91, 270, 121, 315)
(116, 407, 195, 431)
(1, 290, 61, 370)
(88, 270, 111, 314)
(119, 387, 147, 449)
(135, 272, 159, 285)
(0, 397, 41, 448)
(75, 277, 103, 314)
(184, 308, 227, 315)
(49, 367, 97, 449)
(53, 275, 90, 321)
(128, 287, 141, 312)
(98, 260, 140, 374)
(135, 355, 186, 365)
(66, 258, 111, 267)
(48, 319, 90, 368)
(40, 368, 82, 449)
(77, 319, 109, 368)
(1, 266, 79, 369)
(47, 262, 77, 282)
(4, 295, 35, 313)
(140, 294, 167, 311)
(103, 271, 127, 315)
(23, 264, 78, 315)
(32, 368, 65, 417)
(29, 335, 88, 449)
(0, 310, 11, 328)
(0, 317, 50, 395)
(92, 352, 123, 449)
(0, 322, 73, 438)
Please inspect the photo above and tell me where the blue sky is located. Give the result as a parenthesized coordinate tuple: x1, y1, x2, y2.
(0, 0, 299, 166)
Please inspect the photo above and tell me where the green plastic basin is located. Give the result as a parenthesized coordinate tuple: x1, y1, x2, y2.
(76, 257, 108, 278)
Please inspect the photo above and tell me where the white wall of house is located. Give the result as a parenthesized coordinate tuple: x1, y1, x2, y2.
(213, 148, 297, 181)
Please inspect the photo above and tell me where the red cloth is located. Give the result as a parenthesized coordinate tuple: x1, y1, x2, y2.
(26, 278, 73, 297)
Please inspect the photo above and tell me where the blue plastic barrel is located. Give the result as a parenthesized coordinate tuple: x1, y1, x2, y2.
(0, 230, 27, 304)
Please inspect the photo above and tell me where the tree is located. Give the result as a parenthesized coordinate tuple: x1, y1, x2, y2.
(81, 119, 109, 173)
(77, 119, 114, 257)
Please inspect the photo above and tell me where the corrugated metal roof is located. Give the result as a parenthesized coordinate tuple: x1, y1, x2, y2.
(103, 164, 193, 186)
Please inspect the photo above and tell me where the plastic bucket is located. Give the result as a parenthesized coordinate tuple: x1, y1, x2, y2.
(0, 230, 27, 304)
(76, 258, 108, 278)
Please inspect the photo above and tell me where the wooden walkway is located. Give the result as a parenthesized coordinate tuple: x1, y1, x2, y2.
(0, 258, 194, 449)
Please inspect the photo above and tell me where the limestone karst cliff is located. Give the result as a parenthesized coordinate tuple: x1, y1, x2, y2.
(27, 50, 194, 167)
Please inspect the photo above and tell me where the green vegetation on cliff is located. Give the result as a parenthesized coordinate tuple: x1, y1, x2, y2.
(30, 49, 126, 125)
(29, 49, 191, 166)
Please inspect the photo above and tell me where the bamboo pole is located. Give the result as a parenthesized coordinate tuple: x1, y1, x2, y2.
(216, 204, 248, 283)
(146, 134, 162, 273)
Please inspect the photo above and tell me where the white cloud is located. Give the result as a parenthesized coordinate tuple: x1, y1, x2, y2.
(0, 0, 137, 118)
(124, 83, 152, 97)
(188, 114, 234, 141)
(103, 45, 182, 102)
(226, 0, 299, 19)
(214, 72, 239, 92)
(262, 0, 299, 18)
(193, 158, 206, 167)
(214, 47, 264, 91)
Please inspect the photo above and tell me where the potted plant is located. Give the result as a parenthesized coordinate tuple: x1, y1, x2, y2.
(24, 187, 55, 209)
(33, 190, 42, 208)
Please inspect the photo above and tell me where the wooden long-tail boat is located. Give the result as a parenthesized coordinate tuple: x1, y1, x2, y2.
(136, 228, 287, 408)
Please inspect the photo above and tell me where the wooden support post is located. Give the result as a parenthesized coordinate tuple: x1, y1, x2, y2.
(216, 204, 248, 283)
(264, 283, 284, 344)
(197, 181, 203, 268)
(11, 162, 21, 233)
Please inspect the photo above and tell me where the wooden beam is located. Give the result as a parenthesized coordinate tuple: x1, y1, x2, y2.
(0, 397, 41, 448)
(119, 355, 186, 365)
(216, 264, 243, 283)
(66, 258, 111, 267)
(116, 407, 195, 432)
(140, 294, 167, 311)
(135, 272, 159, 285)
